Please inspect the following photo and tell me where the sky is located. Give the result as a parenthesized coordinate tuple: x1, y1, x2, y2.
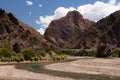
(0, 0, 120, 35)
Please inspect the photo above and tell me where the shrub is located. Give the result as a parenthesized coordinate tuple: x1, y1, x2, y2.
(96, 44, 112, 57)
(111, 49, 119, 57)
(1, 57, 11, 62)
(20, 49, 35, 61)
(11, 56, 16, 61)
(33, 56, 39, 61)
(111, 49, 120, 57)
(88, 51, 97, 57)
(44, 47, 52, 53)
(52, 55, 67, 61)
(17, 53, 25, 62)
(15, 57, 20, 63)
(61, 55, 67, 60)
(52, 56, 61, 61)
(39, 51, 46, 57)
(79, 49, 88, 56)
(62, 50, 78, 56)
(30, 56, 39, 61)
(0, 44, 13, 58)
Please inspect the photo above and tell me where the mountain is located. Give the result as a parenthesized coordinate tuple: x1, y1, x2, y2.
(44, 9, 120, 55)
(44, 11, 95, 49)
(82, 10, 120, 53)
(0, 8, 50, 53)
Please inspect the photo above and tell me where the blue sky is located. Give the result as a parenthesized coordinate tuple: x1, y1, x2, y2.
(0, 0, 120, 34)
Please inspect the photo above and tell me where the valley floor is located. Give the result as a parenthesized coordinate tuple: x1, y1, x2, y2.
(0, 65, 73, 80)
(46, 57, 120, 77)
(0, 57, 120, 80)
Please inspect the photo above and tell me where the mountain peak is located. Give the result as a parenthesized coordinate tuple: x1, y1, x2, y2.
(66, 10, 83, 19)
(0, 9, 50, 53)
(44, 11, 94, 48)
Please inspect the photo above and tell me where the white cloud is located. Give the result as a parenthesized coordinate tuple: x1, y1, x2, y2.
(109, 0, 116, 4)
(36, 7, 76, 34)
(39, 4, 42, 7)
(77, 0, 120, 21)
(37, 28, 45, 35)
(54, 7, 76, 19)
(36, 0, 120, 35)
(26, 0, 33, 6)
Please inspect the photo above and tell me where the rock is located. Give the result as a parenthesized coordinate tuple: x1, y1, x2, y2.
(83, 10, 120, 50)
(44, 10, 94, 49)
(0, 8, 51, 53)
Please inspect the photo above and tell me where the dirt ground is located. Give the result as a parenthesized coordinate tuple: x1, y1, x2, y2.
(0, 57, 120, 80)
(45, 57, 120, 77)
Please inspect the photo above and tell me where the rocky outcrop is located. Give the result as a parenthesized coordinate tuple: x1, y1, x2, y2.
(44, 11, 94, 49)
(0, 8, 51, 53)
(82, 10, 120, 50)
(44, 10, 120, 54)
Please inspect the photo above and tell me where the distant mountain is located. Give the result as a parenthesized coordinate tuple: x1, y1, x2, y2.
(0, 8, 51, 53)
(44, 11, 95, 49)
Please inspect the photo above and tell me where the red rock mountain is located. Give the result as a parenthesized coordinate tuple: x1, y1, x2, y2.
(83, 10, 120, 50)
(44, 11, 95, 48)
(44, 10, 120, 52)
(0, 9, 50, 53)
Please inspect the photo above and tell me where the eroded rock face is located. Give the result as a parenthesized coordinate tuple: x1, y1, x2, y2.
(44, 11, 94, 49)
(44, 10, 120, 55)
(83, 10, 120, 50)
(0, 8, 51, 53)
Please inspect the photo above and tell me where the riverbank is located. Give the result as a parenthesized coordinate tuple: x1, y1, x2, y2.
(0, 65, 73, 80)
(46, 57, 120, 77)
(0, 57, 120, 80)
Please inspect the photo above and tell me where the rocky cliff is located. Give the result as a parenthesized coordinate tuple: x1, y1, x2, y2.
(0, 8, 50, 53)
(44, 11, 94, 49)
(82, 10, 120, 53)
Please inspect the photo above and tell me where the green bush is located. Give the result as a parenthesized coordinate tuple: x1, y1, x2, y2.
(31, 56, 39, 61)
(44, 47, 52, 53)
(88, 51, 97, 57)
(17, 53, 25, 62)
(78, 49, 88, 56)
(39, 51, 46, 57)
(52, 55, 67, 61)
(15, 57, 20, 63)
(111, 49, 120, 57)
(1, 57, 11, 62)
(11, 56, 16, 62)
(111, 49, 119, 57)
(0, 44, 13, 58)
(63, 49, 97, 57)
(62, 50, 78, 56)
(52, 56, 61, 61)
(20, 49, 35, 61)
(33, 56, 39, 61)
